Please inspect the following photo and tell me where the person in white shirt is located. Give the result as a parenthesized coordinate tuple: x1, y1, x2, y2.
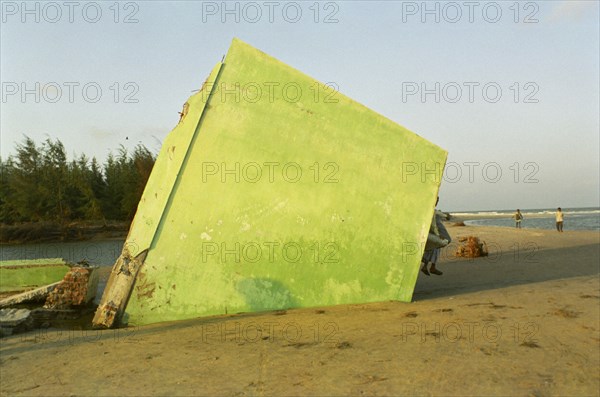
(421, 197, 451, 276)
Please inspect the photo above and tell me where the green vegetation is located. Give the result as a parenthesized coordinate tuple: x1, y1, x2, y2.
(0, 136, 155, 225)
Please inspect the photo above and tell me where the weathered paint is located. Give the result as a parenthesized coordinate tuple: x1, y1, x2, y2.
(96, 38, 447, 327)
(0, 258, 70, 292)
(93, 64, 222, 328)
(125, 62, 224, 253)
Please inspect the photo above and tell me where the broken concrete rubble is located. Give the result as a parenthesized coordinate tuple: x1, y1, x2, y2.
(44, 267, 99, 309)
(93, 249, 147, 329)
(0, 265, 99, 336)
(0, 282, 61, 309)
(0, 308, 33, 336)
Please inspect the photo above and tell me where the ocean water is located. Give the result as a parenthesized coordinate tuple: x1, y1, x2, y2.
(456, 207, 600, 231)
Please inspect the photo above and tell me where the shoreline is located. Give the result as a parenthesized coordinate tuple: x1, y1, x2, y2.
(452, 213, 559, 221)
(0, 222, 128, 245)
(2, 209, 597, 245)
(448, 211, 599, 232)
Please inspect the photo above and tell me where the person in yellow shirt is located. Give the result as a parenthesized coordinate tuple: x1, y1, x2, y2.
(556, 207, 564, 232)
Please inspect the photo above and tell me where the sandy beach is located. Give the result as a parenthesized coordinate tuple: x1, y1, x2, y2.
(1, 224, 598, 396)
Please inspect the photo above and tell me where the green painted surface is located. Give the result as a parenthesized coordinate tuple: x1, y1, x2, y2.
(123, 38, 447, 325)
(125, 62, 223, 256)
(0, 258, 69, 292)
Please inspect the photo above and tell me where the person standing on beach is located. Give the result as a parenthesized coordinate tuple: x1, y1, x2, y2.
(556, 207, 564, 232)
(514, 209, 523, 229)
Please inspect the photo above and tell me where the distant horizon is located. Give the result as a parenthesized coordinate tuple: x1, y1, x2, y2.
(448, 206, 600, 214)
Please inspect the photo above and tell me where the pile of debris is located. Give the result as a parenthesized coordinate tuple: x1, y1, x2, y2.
(0, 263, 98, 337)
(455, 236, 488, 258)
(44, 267, 98, 309)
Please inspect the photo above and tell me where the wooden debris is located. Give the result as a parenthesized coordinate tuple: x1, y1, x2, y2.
(455, 236, 488, 258)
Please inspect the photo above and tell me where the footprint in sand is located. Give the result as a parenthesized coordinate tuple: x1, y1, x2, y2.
(554, 308, 580, 318)
(520, 341, 541, 348)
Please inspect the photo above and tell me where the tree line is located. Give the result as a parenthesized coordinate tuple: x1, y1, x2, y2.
(0, 136, 156, 224)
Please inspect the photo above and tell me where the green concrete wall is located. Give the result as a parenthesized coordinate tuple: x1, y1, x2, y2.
(0, 258, 70, 292)
(122, 38, 447, 325)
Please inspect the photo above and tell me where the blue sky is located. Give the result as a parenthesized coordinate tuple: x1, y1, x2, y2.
(1, 0, 599, 211)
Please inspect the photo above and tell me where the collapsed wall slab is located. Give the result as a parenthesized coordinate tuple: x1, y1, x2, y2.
(94, 38, 447, 327)
(0, 258, 70, 293)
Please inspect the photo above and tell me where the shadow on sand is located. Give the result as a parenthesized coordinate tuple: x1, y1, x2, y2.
(413, 242, 600, 300)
